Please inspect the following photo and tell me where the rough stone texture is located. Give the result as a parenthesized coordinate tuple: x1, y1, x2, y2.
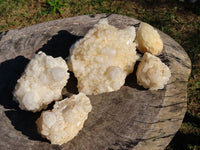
(0, 14, 191, 150)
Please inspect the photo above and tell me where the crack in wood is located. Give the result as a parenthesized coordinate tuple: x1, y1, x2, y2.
(149, 101, 186, 108)
(132, 118, 182, 125)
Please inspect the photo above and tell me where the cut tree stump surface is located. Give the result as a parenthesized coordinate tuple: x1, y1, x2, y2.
(0, 14, 191, 150)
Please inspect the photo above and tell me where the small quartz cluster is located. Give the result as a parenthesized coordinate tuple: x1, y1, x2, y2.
(36, 93, 92, 145)
(136, 52, 171, 90)
(136, 22, 163, 55)
(68, 19, 139, 95)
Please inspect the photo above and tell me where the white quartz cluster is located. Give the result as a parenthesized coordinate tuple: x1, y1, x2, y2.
(136, 52, 171, 90)
(13, 52, 69, 112)
(36, 93, 92, 145)
(68, 19, 139, 95)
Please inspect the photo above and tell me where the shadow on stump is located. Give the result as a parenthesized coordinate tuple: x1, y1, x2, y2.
(37, 30, 83, 59)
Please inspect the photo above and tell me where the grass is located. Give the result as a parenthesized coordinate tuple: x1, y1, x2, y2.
(0, 0, 200, 149)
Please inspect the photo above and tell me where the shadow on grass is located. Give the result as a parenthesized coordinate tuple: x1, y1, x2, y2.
(166, 131, 200, 150)
(181, 30, 200, 65)
(166, 112, 200, 150)
(184, 113, 200, 128)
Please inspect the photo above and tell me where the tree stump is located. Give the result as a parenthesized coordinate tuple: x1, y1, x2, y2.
(0, 14, 191, 150)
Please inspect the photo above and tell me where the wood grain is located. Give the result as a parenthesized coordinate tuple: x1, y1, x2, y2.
(0, 14, 191, 150)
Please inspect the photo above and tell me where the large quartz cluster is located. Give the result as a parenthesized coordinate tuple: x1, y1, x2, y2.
(68, 19, 139, 95)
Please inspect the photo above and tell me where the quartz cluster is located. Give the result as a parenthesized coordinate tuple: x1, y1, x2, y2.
(68, 19, 139, 95)
(13, 51, 69, 112)
(36, 93, 92, 145)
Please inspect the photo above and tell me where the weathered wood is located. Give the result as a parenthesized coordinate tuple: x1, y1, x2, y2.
(0, 14, 191, 150)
